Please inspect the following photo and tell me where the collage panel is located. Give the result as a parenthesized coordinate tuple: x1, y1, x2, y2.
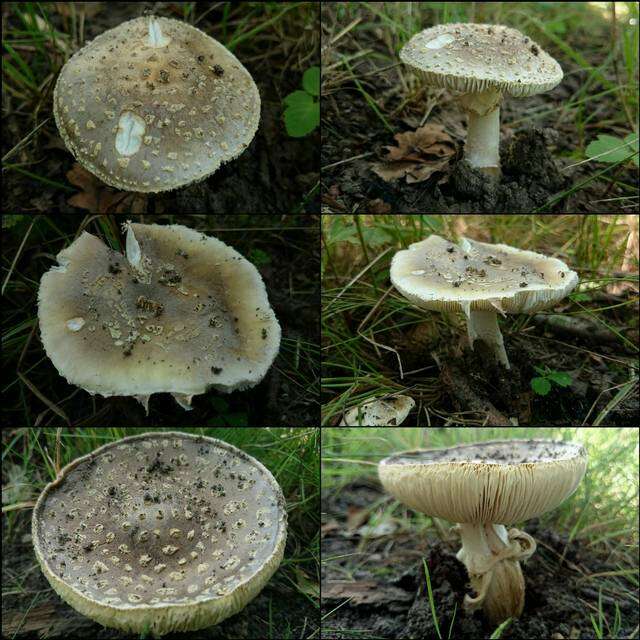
(320, 427, 639, 639)
(2, 2, 320, 215)
(2, 427, 319, 639)
(321, 214, 638, 427)
(1, 214, 319, 427)
(321, 2, 638, 214)
(2, 1, 640, 639)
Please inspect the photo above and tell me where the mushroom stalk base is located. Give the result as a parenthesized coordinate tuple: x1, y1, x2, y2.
(465, 309, 510, 369)
(456, 523, 536, 625)
(464, 106, 501, 177)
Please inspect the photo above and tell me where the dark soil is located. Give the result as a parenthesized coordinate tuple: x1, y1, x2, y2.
(2, 511, 317, 640)
(321, 19, 638, 214)
(324, 292, 639, 426)
(2, 3, 319, 215)
(321, 481, 637, 640)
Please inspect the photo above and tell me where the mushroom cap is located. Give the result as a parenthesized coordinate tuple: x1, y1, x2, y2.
(340, 396, 415, 426)
(37, 222, 280, 408)
(32, 431, 287, 636)
(379, 439, 587, 524)
(400, 23, 563, 98)
(390, 234, 579, 315)
(53, 16, 260, 193)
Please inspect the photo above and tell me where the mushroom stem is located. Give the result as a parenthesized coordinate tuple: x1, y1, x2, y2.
(459, 89, 502, 176)
(465, 309, 510, 369)
(456, 523, 536, 624)
(465, 106, 500, 175)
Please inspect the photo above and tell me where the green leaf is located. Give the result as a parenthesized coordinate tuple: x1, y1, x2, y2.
(302, 66, 320, 97)
(547, 371, 572, 387)
(283, 90, 319, 137)
(531, 377, 551, 396)
(248, 248, 271, 265)
(624, 133, 639, 167)
(361, 226, 392, 247)
(586, 134, 637, 165)
(571, 292, 591, 302)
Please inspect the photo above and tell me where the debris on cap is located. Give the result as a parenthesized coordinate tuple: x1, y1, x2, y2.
(32, 431, 287, 636)
(37, 222, 280, 411)
(53, 16, 260, 192)
(340, 395, 415, 426)
(391, 234, 579, 368)
(400, 24, 563, 174)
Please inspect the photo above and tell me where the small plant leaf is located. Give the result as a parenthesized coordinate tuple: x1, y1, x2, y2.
(283, 90, 319, 137)
(547, 371, 572, 387)
(531, 377, 551, 396)
(586, 134, 637, 165)
(624, 133, 639, 167)
(302, 66, 320, 97)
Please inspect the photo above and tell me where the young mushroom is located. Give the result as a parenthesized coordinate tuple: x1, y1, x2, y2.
(340, 395, 415, 426)
(38, 221, 280, 412)
(379, 439, 587, 625)
(390, 234, 578, 369)
(400, 23, 563, 176)
(32, 431, 287, 637)
(53, 16, 260, 192)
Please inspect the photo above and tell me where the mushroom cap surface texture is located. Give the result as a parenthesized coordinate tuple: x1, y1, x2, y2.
(379, 439, 587, 525)
(340, 396, 415, 426)
(400, 23, 563, 98)
(53, 16, 260, 192)
(32, 431, 287, 636)
(37, 222, 280, 410)
(390, 234, 579, 315)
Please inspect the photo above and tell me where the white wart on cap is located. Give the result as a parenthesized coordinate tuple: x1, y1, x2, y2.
(37, 222, 280, 411)
(32, 431, 287, 636)
(53, 17, 260, 192)
(379, 439, 587, 624)
(390, 234, 579, 369)
(400, 24, 563, 174)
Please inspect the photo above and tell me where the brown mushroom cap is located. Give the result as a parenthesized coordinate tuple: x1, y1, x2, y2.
(37, 222, 280, 410)
(53, 17, 260, 192)
(379, 439, 587, 525)
(32, 431, 287, 636)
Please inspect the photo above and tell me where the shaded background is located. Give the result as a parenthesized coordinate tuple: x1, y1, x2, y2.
(2, 214, 320, 426)
(2, 2, 320, 214)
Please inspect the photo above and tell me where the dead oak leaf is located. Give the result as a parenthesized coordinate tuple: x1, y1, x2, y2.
(66, 163, 147, 212)
(372, 123, 456, 184)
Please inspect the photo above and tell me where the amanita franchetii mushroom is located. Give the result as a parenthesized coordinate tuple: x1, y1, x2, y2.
(53, 16, 260, 192)
(340, 395, 415, 426)
(390, 234, 579, 369)
(38, 222, 280, 411)
(400, 24, 563, 176)
(32, 431, 287, 636)
(379, 439, 587, 625)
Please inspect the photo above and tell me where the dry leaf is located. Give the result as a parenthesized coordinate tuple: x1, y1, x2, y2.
(66, 163, 148, 213)
(322, 580, 413, 605)
(372, 123, 456, 184)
